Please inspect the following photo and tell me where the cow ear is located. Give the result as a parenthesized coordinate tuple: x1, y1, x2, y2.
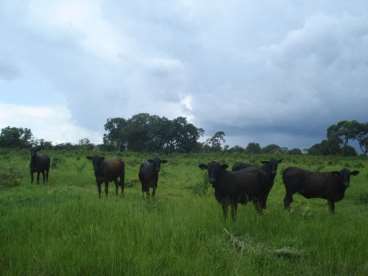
(222, 164, 229, 170)
(86, 156, 93, 160)
(161, 160, 168, 164)
(261, 161, 268, 164)
(198, 164, 208, 170)
(331, 171, 340, 176)
(351, 170, 360, 176)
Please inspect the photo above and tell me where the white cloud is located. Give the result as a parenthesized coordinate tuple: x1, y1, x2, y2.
(27, 0, 137, 63)
(0, 103, 101, 144)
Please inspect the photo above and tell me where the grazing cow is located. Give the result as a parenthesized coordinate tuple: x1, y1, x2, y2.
(232, 159, 282, 210)
(86, 156, 125, 198)
(139, 158, 167, 198)
(282, 167, 360, 213)
(30, 147, 50, 184)
(199, 161, 270, 220)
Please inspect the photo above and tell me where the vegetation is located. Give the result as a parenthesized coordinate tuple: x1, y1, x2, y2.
(103, 114, 203, 152)
(309, 120, 368, 156)
(0, 149, 368, 275)
(0, 127, 33, 148)
(1, 118, 368, 157)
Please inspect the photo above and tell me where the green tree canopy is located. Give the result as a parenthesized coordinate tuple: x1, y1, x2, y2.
(205, 131, 226, 151)
(245, 142, 262, 154)
(0, 126, 33, 148)
(103, 114, 203, 152)
(262, 144, 282, 154)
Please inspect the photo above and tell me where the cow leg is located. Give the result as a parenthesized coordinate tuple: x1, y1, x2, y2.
(97, 182, 102, 198)
(231, 204, 238, 221)
(328, 200, 335, 214)
(114, 179, 119, 196)
(284, 192, 293, 210)
(104, 182, 109, 197)
(253, 200, 263, 214)
(260, 197, 267, 210)
(30, 171, 34, 183)
(120, 177, 125, 196)
(46, 170, 49, 183)
(142, 189, 150, 199)
(37, 172, 40, 184)
(152, 186, 156, 197)
(222, 204, 229, 220)
(42, 171, 45, 184)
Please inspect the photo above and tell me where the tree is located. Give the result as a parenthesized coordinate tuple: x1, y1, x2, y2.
(228, 145, 245, 153)
(165, 117, 203, 153)
(308, 138, 341, 155)
(79, 138, 94, 150)
(327, 120, 361, 147)
(102, 113, 204, 152)
(0, 126, 33, 148)
(103, 118, 127, 151)
(54, 143, 76, 150)
(205, 131, 226, 151)
(341, 145, 357, 156)
(33, 139, 53, 149)
(245, 142, 262, 154)
(288, 148, 303, 155)
(262, 144, 282, 154)
(322, 120, 368, 155)
(355, 122, 368, 155)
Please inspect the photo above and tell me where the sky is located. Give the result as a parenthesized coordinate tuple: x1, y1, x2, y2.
(1, 0, 368, 148)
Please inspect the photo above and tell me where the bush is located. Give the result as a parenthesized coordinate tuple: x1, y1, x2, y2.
(0, 167, 22, 189)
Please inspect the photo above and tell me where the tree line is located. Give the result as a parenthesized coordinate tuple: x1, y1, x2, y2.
(0, 115, 367, 156)
(308, 120, 368, 156)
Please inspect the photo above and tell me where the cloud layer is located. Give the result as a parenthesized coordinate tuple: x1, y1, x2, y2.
(1, 0, 368, 147)
(0, 103, 100, 143)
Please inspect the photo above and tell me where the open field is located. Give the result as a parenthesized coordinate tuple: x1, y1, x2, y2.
(1, 149, 368, 275)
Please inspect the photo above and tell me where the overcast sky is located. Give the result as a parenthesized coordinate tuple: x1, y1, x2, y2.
(1, 0, 368, 148)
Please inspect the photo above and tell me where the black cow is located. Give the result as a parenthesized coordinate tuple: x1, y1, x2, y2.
(139, 158, 168, 198)
(232, 159, 282, 210)
(30, 147, 50, 184)
(87, 156, 125, 198)
(283, 167, 360, 213)
(231, 161, 252, 171)
(199, 161, 269, 220)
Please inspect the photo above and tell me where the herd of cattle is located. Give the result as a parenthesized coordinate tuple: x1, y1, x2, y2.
(30, 147, 360, 219)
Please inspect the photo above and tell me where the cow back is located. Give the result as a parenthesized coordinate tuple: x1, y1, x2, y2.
(102, 159, 124, 181)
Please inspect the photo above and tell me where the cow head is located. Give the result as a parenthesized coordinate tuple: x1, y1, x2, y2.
(31, 146, 41, 157)
(199, 161, 228, 185)
(87, 155, 105, 177)
(148, 157, 168, 173)
(332, 168, 360, 187)
(261, 159, 282, 176)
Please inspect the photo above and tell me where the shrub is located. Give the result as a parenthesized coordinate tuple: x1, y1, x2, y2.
(0, 167, 22, 189)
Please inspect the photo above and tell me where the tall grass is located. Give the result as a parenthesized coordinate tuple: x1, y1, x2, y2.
(0, 149, 368, 275)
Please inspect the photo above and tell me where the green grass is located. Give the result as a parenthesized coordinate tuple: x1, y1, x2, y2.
(1, 149, 368, 275)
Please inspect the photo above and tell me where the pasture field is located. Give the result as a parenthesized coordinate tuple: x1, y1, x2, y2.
(1, 149, 368, 275)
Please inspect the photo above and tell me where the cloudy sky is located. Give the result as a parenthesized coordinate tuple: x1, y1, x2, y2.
(1, 0, 368, 148)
